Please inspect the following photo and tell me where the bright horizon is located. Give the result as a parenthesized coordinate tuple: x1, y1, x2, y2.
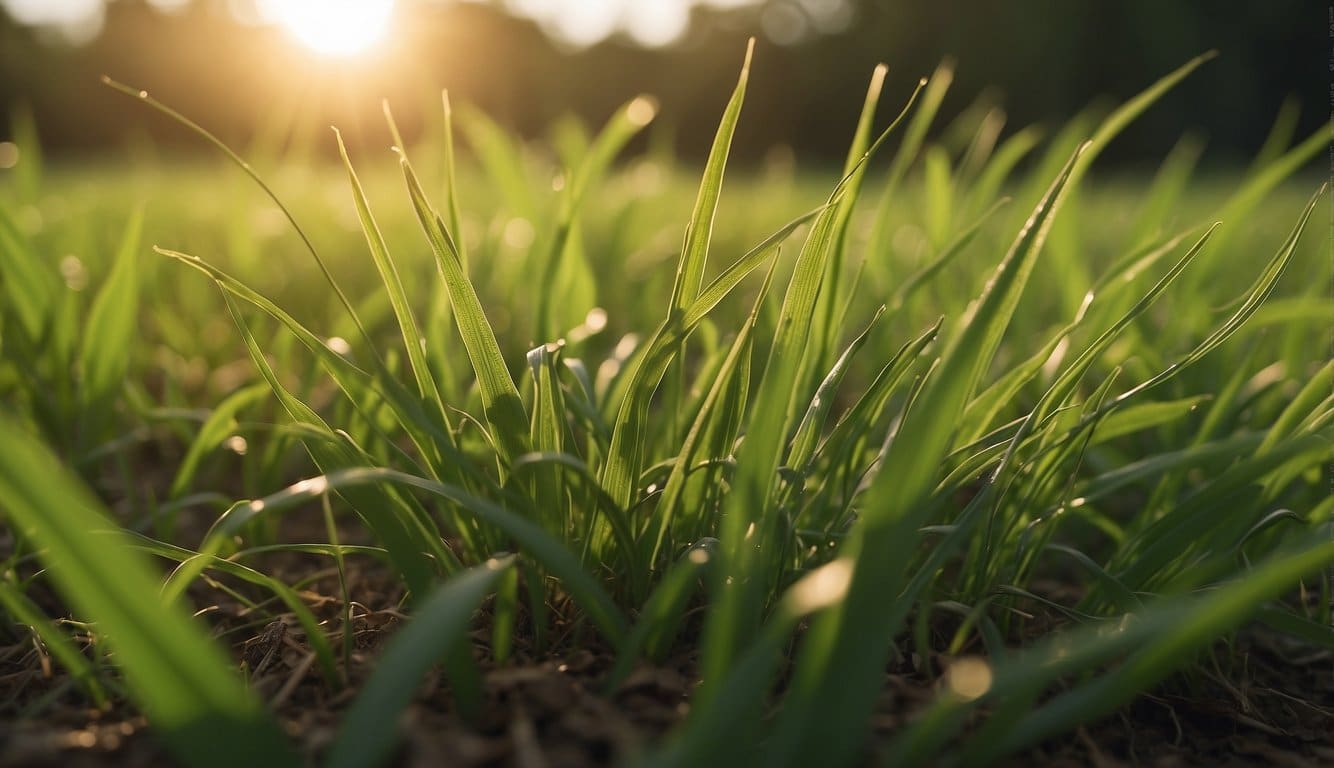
(255, 0, 397, 57)
(0, 0, 773, 51)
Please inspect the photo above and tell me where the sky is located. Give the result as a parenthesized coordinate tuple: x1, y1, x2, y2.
(0, 0, 774, 50)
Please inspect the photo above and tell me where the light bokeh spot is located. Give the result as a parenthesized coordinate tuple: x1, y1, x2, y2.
(786, 557, 853, 614)
(945, 656, 993, 701)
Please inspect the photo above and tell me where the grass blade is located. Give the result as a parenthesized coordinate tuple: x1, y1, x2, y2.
(327, 559, 511, 768)
(76, 205, 143, 442)
(668, 38, 753, 314)
(401, 157, 531, 463)
(333, 129, 446, 423)
(102, 77, 378, 355)
(0, 416, 297, 767)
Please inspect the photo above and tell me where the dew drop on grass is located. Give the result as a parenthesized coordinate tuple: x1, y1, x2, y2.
(292, 476, 329, 496)
(0, 141, 18, 169)
(59, 255, 88, 291)
(224, 435, 248, 455)
(326, 336, 351, 355)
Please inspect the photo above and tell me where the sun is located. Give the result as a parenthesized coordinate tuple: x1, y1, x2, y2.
(257, 0, 397, 57)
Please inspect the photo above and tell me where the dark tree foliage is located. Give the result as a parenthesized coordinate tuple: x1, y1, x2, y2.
(0, 0, 1319, 167)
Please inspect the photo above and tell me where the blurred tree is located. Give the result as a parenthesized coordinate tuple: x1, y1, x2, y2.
(0, 0, 1321, 167)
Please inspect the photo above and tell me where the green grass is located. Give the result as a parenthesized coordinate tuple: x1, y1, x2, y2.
(1, 47, 1331, 767)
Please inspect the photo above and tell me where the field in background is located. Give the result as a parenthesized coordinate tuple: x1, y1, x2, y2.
(1, 54, 1331, 767)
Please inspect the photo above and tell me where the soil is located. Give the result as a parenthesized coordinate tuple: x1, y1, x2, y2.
(3, 548, 1331, 768)
(2, 502, 1331, 767)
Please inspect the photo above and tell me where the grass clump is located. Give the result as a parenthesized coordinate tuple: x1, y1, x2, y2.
(1, 43, 1330, 767)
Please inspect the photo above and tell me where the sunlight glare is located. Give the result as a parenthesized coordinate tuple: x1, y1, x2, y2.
(256, 0, 396, 57)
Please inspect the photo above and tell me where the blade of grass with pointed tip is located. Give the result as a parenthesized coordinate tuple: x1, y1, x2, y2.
(969, 225, 1217, 575)
(669, 38, 753, 314)
(76, 206, 142, 434)
(401, 158, 530, 463)
(334, 130, 447, 428)
(0, 416, 298, 767)
(1090, 184, 1322, 422)
(440, 91, 466, 268)
(700, 83, 931, 686)
(102, 77, 378, 357)
(866, 60, 954, 258)
(1066, 51, 1216, 192)
(699, 184, 852, 690)
(808, 64, 888, 382)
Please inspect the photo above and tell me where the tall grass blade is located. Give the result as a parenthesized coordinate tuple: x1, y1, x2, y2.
(76, 205, 143, 443)
(0, 416, 297, 767)
(102, 77, 378, 354)
(401, 157, 531, 463)
(668, 38, 753, 314)
(333, 130, 446, 425)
